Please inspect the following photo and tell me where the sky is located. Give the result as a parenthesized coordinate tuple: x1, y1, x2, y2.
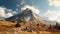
(0, 0, 60, 22)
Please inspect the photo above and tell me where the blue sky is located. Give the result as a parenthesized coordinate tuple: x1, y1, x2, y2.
(0, 0, 60, 22)
(0, 0, 22, 10)
(0, 0, 49, 12)
(31, 0, 49, 13)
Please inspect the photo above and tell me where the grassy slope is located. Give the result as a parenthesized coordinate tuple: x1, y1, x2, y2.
(0, 20, 60, 34)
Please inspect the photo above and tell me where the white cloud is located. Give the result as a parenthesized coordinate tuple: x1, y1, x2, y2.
(17, 5, 20, 7)
(49, 0, 60, 7)
(48, 0, 60, 22)
(12, 11, 18, 15)
(0, 7, 15, 18)
(21, 5, 40, 15)
(5, 13, 13, 18)
(0, 7, 6, 17)
(20, 0, 25, 5)
(44, 10, 60, 21)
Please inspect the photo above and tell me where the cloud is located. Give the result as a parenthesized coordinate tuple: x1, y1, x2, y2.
(20, 0, 25, 5)
(44, 10, 60, 21)
(21, 5, 40, 15)
(5, 13, 13, 18)
(49, 0, 60, 7)
(0, 7, 6, 17)
(0, 7, 17, 18)
(48, 0, 60, 22)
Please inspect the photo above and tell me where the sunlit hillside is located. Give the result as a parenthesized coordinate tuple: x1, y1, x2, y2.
(0, 20, 60, 34)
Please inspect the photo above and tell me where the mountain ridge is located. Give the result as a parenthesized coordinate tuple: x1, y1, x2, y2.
(5, 8, 40, 22)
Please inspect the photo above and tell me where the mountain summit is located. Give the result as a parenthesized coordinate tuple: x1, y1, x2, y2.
(5, 8, 40, 22)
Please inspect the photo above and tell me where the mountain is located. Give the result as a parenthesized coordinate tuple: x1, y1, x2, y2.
(5, 8, 40, 22)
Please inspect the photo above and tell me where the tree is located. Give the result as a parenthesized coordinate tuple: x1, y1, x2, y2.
(15, 21, 21, 27)
(55, 22, 60, 30)
(49, 24, 52, 29)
